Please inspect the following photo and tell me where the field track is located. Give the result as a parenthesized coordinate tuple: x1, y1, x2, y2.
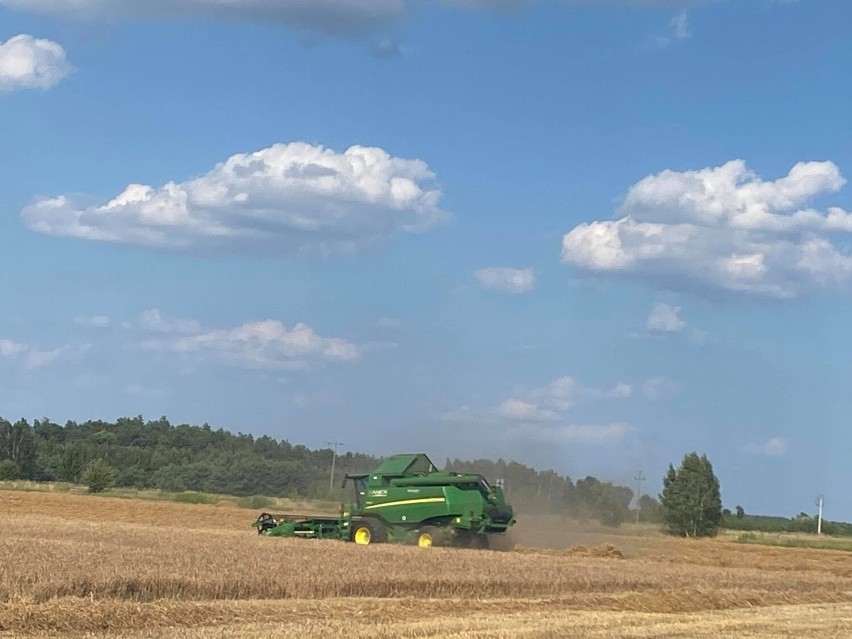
(2, 490, 851, 637)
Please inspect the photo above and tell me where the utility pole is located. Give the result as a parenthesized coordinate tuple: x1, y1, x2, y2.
(816, 495, 824, 535)
(634, 471, 646, 524)
(328, 441, 344, 494)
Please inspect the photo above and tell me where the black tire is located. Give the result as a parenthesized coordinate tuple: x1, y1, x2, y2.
(255, 513, 277, 534)
(351, 517, 387, 545)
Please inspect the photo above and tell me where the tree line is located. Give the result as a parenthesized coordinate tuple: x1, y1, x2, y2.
(0, 416, 375, 499)
(13, 416, 841, 537)
(0, 415, 659, 526)
(445, 458, 651, 526)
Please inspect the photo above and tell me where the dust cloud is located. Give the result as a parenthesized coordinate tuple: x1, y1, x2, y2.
(510, 514, 664, 558)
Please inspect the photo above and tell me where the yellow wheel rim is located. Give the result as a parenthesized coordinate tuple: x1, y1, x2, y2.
(418, 532, 433, 548)
(354, 527, 371, 545)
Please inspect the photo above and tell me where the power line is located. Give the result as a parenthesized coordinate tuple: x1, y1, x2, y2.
(328, 441, 345, 494)
(815, 495, 824, 535)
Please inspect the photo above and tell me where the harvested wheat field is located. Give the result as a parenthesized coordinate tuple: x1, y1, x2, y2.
(2, 490, 851, 638)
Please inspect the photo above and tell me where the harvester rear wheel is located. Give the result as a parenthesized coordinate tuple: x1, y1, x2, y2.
(416, 525, 443, 548)
(351, 518, 386, 545)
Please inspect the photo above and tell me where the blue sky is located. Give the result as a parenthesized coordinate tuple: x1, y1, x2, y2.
(2, 0, 851, 519)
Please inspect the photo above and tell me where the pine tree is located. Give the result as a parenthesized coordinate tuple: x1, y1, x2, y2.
(660, 452, 722, 537)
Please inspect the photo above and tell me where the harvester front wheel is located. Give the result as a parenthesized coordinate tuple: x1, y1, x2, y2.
(416, 525, 443, 548)
(351, 518, 385, 545)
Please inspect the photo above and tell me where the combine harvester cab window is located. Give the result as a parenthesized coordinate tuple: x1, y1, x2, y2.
(343, 474, 369, 509)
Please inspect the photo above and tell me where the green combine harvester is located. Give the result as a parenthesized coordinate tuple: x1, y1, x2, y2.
(252, 453, 515, 548)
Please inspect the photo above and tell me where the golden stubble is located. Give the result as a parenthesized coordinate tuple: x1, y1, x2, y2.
(2, 490, 851, 638)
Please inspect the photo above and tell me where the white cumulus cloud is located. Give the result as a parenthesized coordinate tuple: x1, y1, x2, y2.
(24, 347, 70, 369)
(743, 436, 788, 457)
(0, 34, 71, 91)
(474, 266, 536, 294)
(562, 160, 852, 299)
(445, 374, 633, 446)
(0, 339, 28, 358)
(608, 382, 634, 398)
(656, 9, 691, 47)
(23, 142, 448, 257)
(136, 309, 201, 334)
(496, 398, 559, 422)
(496, 375, 631, 422)
(136, 310, 359, 370)
(0, 338, 87, 369)
(672, 10, 691, 39)
(646, 302, 686, 334)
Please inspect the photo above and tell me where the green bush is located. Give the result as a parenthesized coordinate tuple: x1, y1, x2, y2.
(82, 459, 117, 493)
(0, 459, 22, 480)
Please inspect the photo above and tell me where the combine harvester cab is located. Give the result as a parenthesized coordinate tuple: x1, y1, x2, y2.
(253, 453, 515, 549)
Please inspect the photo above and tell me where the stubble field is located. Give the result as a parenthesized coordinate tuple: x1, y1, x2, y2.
(1, 490, 851, 638)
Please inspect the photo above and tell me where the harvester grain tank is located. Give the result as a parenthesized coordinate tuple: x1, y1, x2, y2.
(252, 453, 515, 548)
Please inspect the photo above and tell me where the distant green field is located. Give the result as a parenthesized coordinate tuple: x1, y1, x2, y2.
(727, 530, 852, 552)
(0, 479, 337, 513)
(721, 513, 852, 536)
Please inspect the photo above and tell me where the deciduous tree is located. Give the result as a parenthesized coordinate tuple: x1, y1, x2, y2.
(660, 452, 722, 537)
(0, 419, 36, 478)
